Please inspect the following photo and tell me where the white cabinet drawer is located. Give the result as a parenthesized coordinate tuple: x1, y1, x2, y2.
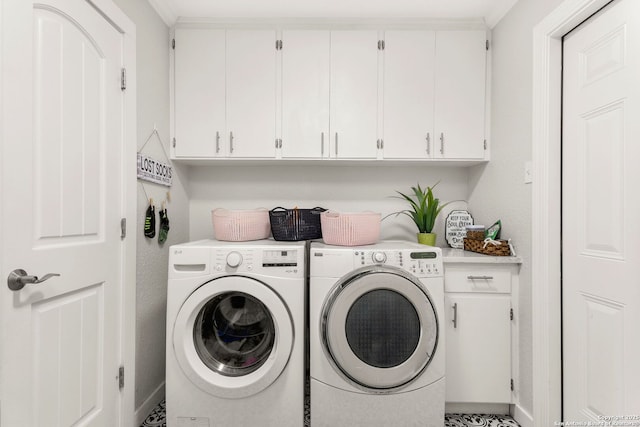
(444, 265, 512, 293)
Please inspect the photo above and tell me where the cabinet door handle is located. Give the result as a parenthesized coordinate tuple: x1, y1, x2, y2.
(215, 131, 220, 154)
(440, 132, 444, 155)
(452, 302, 458, 329)
(335, 132, 338, 157)
(321, 132, 324, 157)
(467, 275, 494, 280)
(426, 133, 431, 155)
(229, 131, 234, 154)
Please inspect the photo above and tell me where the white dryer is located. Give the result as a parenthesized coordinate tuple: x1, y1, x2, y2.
(309, 241, 445, 427)
(166, 239, 305, 427)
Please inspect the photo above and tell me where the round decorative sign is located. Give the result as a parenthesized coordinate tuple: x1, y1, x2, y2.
(445, 210, 474, 249)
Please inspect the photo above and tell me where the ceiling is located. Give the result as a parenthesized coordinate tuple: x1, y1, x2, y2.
(148, 0, 520, 28)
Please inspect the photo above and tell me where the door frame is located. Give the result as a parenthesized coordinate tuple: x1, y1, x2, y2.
(531, 0, 612, 425)
(0, 0, 137, 425)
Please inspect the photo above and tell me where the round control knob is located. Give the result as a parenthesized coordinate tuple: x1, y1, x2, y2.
(226, 251, 243, 268)
(372, 251, 387, 263)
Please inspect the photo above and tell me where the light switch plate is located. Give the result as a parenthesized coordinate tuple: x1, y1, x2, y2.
(524, 161, 533, 184)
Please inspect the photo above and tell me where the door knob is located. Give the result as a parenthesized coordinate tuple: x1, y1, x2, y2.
(7, 269, 60, 291)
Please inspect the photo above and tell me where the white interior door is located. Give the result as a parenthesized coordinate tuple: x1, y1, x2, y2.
(1, 0, 129, 425)
(563, 0, 640, 420)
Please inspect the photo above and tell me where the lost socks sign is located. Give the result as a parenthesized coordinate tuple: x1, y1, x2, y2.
(137, 153, 173, 187)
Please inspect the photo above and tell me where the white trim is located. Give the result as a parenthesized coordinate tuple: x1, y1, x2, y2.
(135, 381, 165, 427)
(445, 403, 510, 414)
(146, 0, 177, 26)
(513, 403, 534, 427)
(485, 0, 519, 28)
(531, 0, 612, 426)
(87, 1, 138, 426)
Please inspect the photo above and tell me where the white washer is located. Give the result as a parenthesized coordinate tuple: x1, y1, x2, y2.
(167, 239, 305, 427)
(309, 241, 445, 427)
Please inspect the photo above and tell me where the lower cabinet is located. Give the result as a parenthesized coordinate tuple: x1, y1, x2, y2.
(443, 263, 518, 404)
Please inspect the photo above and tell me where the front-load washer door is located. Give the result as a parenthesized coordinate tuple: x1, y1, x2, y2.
(321, 266, 438, 392)
(173, 276, 293, 398)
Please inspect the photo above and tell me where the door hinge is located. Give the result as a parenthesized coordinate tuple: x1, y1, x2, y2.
(120, 218, 126, 239)
(275, 138, 282, 148)
(119, 366, 125, 390)
(120, 68, 126, 91)
(486, 40, 490, 51)
(510, 378, 514, 391)
(276, 40, 283, 50)
(172, 38, 175, 49)
(172, 137, 176, 148)
(510, 308, 514, 321)
(377, 40, 385, 50)
(376, 139, 384, 149)
(484, 139, 487, 150)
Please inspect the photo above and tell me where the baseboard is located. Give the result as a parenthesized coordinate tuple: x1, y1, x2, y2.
(445, 403, 510, 414)
(135, 381, 165, 427)
(512, 404, 533, 427)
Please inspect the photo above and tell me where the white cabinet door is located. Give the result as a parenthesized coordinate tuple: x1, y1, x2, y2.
(382, 31, 435, 159)
(434, 30, 486, 159)
(226, 30, 277, 158)
(174, 28, 226, 157)
(329, 31, 379, 159)
(281, 30, 330, 158)
(445, 293, 512, 403)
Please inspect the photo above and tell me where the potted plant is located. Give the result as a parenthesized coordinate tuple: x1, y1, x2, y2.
(387, 182, 452, 246)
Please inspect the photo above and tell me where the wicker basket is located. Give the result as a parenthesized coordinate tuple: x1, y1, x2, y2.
(269, 207, 326, 241)
(463, 238, 512, 256)
(320, 211, 381, 246)
(212, 208, 271, 241)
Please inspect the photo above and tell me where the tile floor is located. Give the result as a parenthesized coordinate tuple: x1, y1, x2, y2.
(141, 399, 521, 427)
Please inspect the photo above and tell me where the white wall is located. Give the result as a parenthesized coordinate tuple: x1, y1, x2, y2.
(468, 0, 565, 417)
(189, 164, 469, 245)
(111, 0, 190, 414)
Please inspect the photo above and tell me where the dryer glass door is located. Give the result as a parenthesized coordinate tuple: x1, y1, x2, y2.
(323, 268, 438, 391)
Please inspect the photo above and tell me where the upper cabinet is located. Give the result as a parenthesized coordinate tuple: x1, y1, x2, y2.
(173, 28, 277, 159)
(172, 25, 488, 163)
(382, 30, 487, 160)
(329, 31, 379, 159)
(174, 28, 225, 158)
(382, 31, 436, 159)
(433, 30, 487, 160)
(281, 30, 330, 159)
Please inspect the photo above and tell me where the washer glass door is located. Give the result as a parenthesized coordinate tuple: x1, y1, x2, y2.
(322, 267, 438, 391)
(173, 276, 293, 398)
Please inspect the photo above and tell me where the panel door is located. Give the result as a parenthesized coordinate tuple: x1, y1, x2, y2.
(226, 30, 277, 158)
(281, 30, 331, 158)
(382, 31, 435, 159)
(1, 0, 128, 425)
(434, 30, 486, 160)
(562, 0, 640, 420)
(329, 31, 379, 159)
(174, 28, 226, 157)
(444, 294, 511, 403)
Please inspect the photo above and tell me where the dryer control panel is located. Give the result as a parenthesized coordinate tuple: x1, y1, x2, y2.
(353, 249, 442, 277)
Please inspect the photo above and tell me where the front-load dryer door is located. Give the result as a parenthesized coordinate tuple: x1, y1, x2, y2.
(173, 276, 293, 398)
(321, 266, 438, 392)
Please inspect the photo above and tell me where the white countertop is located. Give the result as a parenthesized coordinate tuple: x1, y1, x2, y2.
(441, 248, 522, 264)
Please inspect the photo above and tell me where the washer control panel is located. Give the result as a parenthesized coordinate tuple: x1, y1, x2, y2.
(354, 249, 442, 277)
(213, 248, 301, 275)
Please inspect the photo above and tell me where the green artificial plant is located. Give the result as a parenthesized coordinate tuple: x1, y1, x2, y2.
(388, 182, 452, 234)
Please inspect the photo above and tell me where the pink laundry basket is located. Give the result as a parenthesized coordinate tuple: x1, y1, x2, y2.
(211, 208, 271, 241)
(320, 211, 381, 246)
